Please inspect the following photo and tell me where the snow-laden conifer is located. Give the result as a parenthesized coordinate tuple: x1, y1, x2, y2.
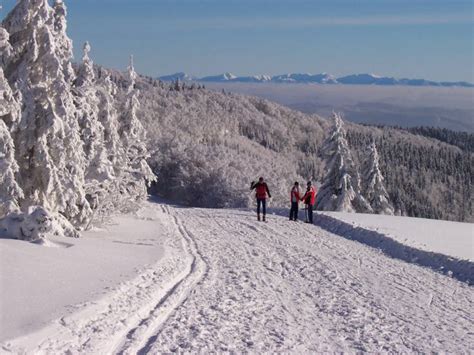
(52, 0, 75, 84)
(118, 56, 155, 202)
(78, 71, 129, 216)
(75, 43, 113, 183)
(0, 121, 24, 217)
(361, 141, 394, 215)
(0, 20, 20, 129)
(3, 0, 91, 227)
(97, 73, 126, 172)
(0, 22, 23, 216)
(0, 18, 11, 66)
(316, 113, 372, 213)
(74, 42, 115, 216)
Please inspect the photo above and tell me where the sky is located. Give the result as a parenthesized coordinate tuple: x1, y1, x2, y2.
(1, 0, 473, 82)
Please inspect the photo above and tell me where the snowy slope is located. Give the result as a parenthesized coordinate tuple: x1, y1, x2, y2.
(321, 212, 473, 261)
(1, 202, 473, 353)
(0, 214, 169, 341)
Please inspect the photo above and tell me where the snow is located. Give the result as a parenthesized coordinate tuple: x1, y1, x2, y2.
(322, 212, 474, 261)
(0, 211, 166, 342)
(1, 201, 473, 353)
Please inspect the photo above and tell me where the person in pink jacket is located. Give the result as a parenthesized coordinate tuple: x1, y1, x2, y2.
(289, 182, 301, 221)
(301, 181, 317, 223)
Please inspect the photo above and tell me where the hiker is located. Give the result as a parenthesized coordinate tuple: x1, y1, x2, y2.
(289, 181, 301, 221)
(302, 181, 317, 223)
(250, 177, 272, 221)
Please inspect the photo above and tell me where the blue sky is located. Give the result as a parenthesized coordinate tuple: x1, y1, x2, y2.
(1, 0, 473, 81)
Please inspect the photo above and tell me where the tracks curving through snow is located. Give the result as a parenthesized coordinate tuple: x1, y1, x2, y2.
(1, 203, 207, 355)
(1, 202, 473, 353)
(119, 208, 208, 355)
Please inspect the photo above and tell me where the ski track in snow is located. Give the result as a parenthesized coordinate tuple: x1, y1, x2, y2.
(1, 203, 473, 353)
(0, 204, 207, 355)
(147, 207, 473, 353)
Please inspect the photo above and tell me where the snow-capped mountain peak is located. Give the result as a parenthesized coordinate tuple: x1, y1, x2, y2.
(252, 74, 272, 82)
(197, 72, 237, 82)
(158, 72, 196, 82)
(158, 71, 473, 87)
(223, 72, 237, 80)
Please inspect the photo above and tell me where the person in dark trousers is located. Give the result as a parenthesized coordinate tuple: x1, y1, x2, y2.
(250, 177, 272, 221)
(302, 181, 317, 223)
(289, 182, 301, 221)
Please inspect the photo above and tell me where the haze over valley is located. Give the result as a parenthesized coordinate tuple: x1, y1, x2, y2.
(204, 83, 474, 132)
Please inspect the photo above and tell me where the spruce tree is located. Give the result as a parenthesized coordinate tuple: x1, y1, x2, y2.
(118, 56, 155, 203)
(97, 73, 126, 171)
(0, 20, 23, 217)
(52, 0, 75, 84)
(316, 113, 372, 213)
(361, 141, 394, 215)
(74, 42, 114, 212)
(3, 0, 91, 227)
(0, 121, 24, 217)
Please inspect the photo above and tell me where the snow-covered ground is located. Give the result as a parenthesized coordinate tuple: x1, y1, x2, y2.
(0, 214, 169, 342)
(1, 202, 473, 353)
(322, 212, 473, 261)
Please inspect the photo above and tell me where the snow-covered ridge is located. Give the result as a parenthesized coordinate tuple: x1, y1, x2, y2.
(159, 72, 474, 87)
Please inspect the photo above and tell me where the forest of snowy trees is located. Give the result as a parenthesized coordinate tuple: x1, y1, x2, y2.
(121, 74, 472, 223)
(0, 0, 154, 241)
(1, 1, 472, 243)
(346, 126, 472, 222)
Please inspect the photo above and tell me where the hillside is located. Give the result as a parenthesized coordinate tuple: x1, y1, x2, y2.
(104, 73, 473, 222)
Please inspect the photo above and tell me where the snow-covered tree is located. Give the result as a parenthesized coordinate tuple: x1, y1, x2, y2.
(0, 20, 20, 129)
(0, 21, 23, 217)
(361, 141, 394, 215)
(52, 0, 75, 84)
(118, 56, 155, 201)
(75, 45, 113, 180)
(3, 0, 91, 227)
(0, 15, 11, 66)
(97, 73, 126, 171)
(80, 71, 131, 216)
(73, 42, 118, 219)
(0, 122, 24, 217)
(316, 113, 372, 213)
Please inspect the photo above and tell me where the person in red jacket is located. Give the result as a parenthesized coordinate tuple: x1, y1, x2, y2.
(250, 177, 272, 221)
(289, 181, 301, 221)
(301, 181, 317, 223)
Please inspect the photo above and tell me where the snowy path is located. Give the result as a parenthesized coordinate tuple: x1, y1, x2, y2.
(2, 202, 473, 353)
(145, 206, 473, 353)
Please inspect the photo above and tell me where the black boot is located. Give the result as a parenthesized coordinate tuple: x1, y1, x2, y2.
(257, 214, 261, 221)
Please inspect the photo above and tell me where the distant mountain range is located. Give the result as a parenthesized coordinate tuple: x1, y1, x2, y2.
(158, 72, 473, 87)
